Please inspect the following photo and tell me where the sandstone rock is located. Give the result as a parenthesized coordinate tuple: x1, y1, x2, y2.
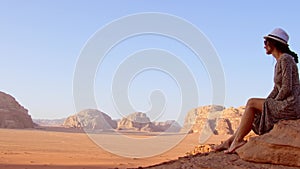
(185, 144, 214, 156)
(63, 109, 117, 130)
(0, 91, 34, 128)
(63, 115, 82, 128)
(216, 107, 245, 135)
(237, 119, 300, 167)
(214, 118, 234, 135)
(151, 120, 181, 132)
(181, 105, 244, 135)
(33, 118, 65, 126)
(143, 151, 299, 169)
(181, 105, 225, 133)
(117, 112, 181, 132)
(117, 112, 150, 131)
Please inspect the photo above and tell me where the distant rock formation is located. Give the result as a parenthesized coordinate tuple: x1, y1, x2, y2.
(63, 109, 117, 130)
(237, 119, 300, 167)
(151, 120, 181, 132)
(33, 118, 65, 126)
(63, 115, 82, 128)
(0, 91, 34, 128)
(117, 112, 150, 131)
(181, 105, 244, 135)
(181, 105, 225, 133)
(219, 106, 245, 133)
(117, 112, 181, 132)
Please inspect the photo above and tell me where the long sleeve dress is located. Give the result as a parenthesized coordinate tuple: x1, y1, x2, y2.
(252, 53, 300, 135)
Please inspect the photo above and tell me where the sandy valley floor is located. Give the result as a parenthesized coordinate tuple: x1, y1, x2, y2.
(0, 128, 227, 169)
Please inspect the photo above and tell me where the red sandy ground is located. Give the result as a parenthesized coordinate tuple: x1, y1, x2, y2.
(0, 128, 227, 169)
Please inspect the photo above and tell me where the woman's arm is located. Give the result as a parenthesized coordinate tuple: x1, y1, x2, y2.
(275, 56, 293, 100)
(267, 85, 278, 99)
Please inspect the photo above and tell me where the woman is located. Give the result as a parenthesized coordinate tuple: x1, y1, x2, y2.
(214, 28, 300, 153)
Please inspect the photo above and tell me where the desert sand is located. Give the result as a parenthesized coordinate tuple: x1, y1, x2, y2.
(0, 127, 228, 169)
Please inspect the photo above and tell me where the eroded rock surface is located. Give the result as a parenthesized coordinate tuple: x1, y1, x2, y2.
(181, 105, 244, 135)
(63, 109, 117, 130)
(0, 91, 34, 128)
(237, 119, 300, 167)
(117, 112, 181, 132)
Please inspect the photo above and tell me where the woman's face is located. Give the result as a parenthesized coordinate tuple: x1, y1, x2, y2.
(264, 40, 272, 55)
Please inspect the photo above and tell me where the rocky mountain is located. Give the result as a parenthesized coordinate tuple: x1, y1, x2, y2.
(142, 119, 300, 169)
(151, 120, 181, 132)
(117, 112, 181, 132)
(63, 109, 117, 130)
(181, 105, 244, 135)
(117, 112, 150, 131)
(63, 110, 181, 132)
(33, 118, 66, 126)
(0, 91, 34, 128)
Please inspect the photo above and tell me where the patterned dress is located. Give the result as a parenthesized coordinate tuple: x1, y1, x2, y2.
(253, 53, 300, 135)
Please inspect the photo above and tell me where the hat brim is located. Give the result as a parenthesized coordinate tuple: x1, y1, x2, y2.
(264, 35, 288, 45)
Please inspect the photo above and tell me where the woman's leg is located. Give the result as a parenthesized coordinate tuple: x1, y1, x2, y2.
(212, 132, 236, 151)
(225, 98, 265, 153)
(212, 135, 234, 151)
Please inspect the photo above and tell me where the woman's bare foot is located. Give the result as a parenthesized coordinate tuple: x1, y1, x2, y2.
(211, 140, 231, 152)
(224, 140, 247, 154)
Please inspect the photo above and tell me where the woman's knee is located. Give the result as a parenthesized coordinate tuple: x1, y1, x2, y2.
(246, 98, 264, 111)
(246, 98, 257, 108)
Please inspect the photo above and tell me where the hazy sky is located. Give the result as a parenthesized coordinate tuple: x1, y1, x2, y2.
(1, 0, 300, 122)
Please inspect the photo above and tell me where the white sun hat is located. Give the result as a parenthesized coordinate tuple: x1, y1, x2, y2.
(264, 28, 289, 45)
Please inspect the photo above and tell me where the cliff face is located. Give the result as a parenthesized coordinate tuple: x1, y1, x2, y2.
(117, 112, 151, 131)
(117, 112, 181, 132)
(0, 91, 34, 128)
(63, 109, 117, 130)
(181, 105, 244, 135)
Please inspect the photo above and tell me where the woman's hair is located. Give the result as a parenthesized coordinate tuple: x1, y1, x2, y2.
(266, 38, 298, 63)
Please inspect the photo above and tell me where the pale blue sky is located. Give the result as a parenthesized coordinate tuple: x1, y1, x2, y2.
(1, 1, 300, 121)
